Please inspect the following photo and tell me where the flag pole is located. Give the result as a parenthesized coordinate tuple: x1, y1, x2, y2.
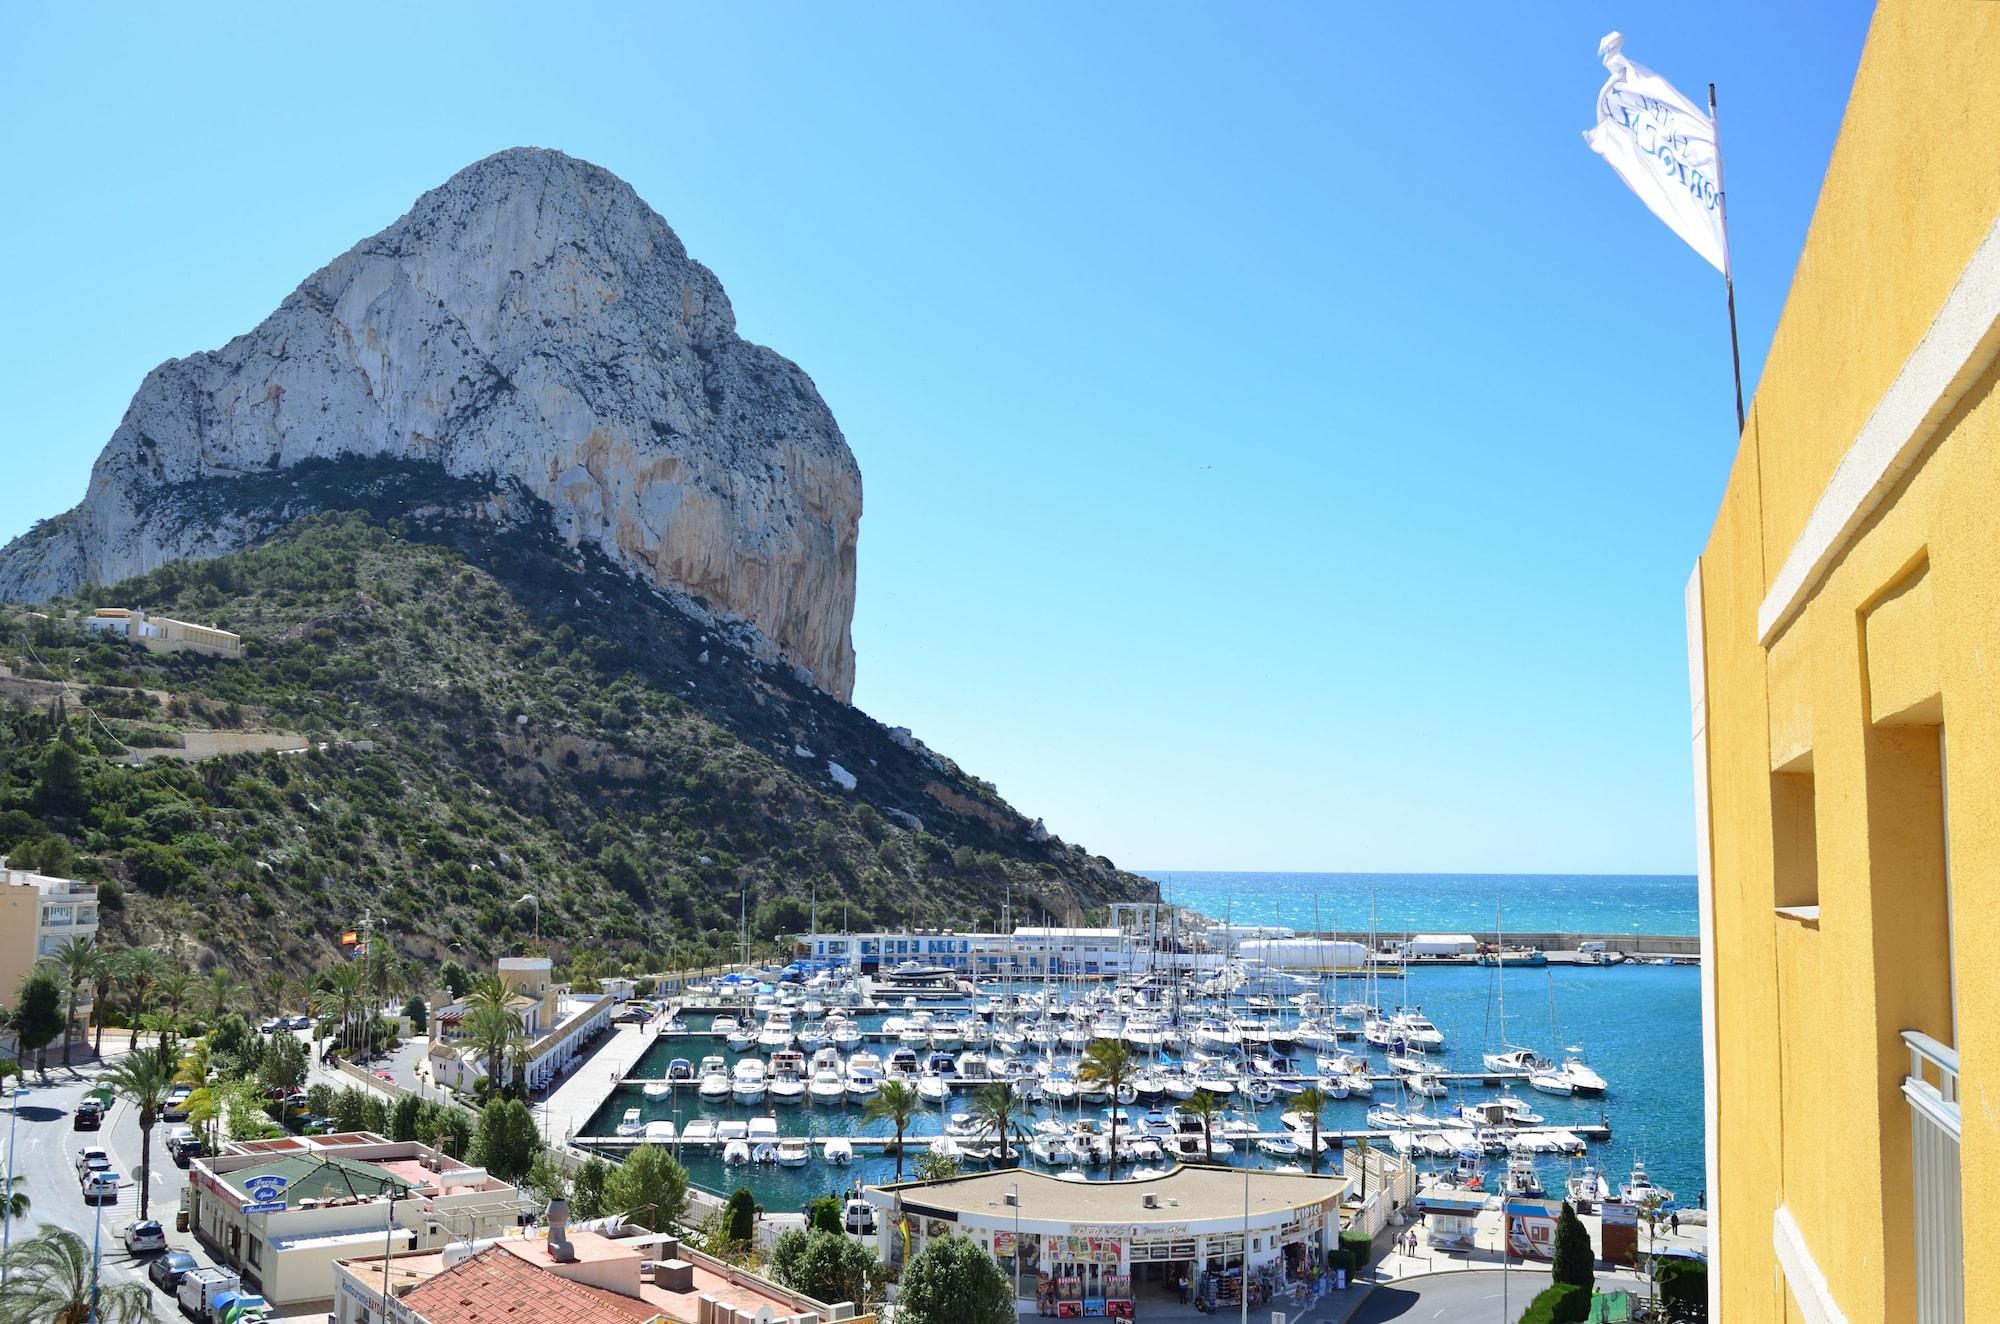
(1709, 82, 1746, 434)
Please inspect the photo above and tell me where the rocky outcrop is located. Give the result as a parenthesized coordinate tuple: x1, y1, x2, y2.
(0, 148, 861, 698)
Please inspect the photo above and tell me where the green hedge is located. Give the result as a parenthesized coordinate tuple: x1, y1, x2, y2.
(1519, 1282, 1590, 1324)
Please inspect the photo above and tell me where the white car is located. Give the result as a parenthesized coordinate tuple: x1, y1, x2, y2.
(123, 1220, 167, 1254)
(76, 1148, 112, 1181)
(82, 1171, 120, 1204)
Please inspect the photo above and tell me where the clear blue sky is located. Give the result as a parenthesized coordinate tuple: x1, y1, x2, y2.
(0, 3, 1873, 874)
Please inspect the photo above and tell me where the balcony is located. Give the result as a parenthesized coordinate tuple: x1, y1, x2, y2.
(1901, 1029, 1961, 1324)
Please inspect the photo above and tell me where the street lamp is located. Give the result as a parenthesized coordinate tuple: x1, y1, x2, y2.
(2, 1084, 24, 1284)
(90, 1168, 116, 1323)
(1008, 1182, 1021, 1303)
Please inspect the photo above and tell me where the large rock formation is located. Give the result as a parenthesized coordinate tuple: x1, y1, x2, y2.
(0, 148, 861, 698)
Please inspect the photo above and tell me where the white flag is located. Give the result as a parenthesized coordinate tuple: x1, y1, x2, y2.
(1584, 32, 1728, 273)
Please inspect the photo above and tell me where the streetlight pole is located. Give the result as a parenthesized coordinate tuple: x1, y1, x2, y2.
(2, 1085, 24, 1284)
(1009, 1182, 1021, 1303)
(1240, 1164, 1250, 1324)
(90, 1170, 110, 1323)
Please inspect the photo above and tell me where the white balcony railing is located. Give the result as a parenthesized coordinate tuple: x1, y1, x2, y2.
(1902, 1029, 1961, 1324)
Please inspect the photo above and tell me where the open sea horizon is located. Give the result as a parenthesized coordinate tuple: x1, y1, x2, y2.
(1137, 870, 1700, 939)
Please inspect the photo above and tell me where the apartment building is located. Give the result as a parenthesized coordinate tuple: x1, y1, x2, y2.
(1689, 5, 1996, 1321)
(0, 864, 98, 1014)
(799, 926, 1139, 977)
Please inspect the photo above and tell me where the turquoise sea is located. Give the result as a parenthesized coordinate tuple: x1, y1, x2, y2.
(1143, 870, 1700, 938)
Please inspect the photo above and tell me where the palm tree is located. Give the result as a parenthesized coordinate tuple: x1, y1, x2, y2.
(463, 1002, 519, 1095)
(864, 1080, 921, 1180)
(259, 969, 290, 1021)
(3, 1171, 26, 1220)
(156, 970, 194, 1045)
(88, 953, 117, 1059)
(101, 1044, 177, 1221)
(1292, 1084, 1329, 1175)
(313, 963, 366, 1059)
(1077, 1039, 1136, 1178)
(202, 968, 241, 1024)
(119, 948, 165, 1048)
(1353, 1136, 1373, 1202)
(0, 1224, 154, 1323)
(969, 1082, 1026, 1167)
(38, 936, 98, 1069)
(1184, 1089, 1222, 1162)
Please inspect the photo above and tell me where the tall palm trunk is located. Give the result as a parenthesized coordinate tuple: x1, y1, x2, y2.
(136, 1105, 156, 1220)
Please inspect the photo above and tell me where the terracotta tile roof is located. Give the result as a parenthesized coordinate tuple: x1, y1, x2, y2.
(399, 1246, 657, 1324)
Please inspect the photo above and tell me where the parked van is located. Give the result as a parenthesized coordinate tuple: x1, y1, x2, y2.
(177, 1267, 241, 1319)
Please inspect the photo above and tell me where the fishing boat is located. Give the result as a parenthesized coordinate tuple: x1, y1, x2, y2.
(616, 1108, 643, 1137)
(1619, 1158, 1674, 1206)
(757, 1010, 796, 1052)
(1565, 1162, 1609, 1211)
(1502, 1151, 1544, 1197)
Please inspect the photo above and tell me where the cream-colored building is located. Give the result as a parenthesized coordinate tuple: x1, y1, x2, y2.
(0, 864, 98, 1024)
(83, 606, 243, 658)
(427, 957, 614, 1093)
(185, 1132, 527, 1311)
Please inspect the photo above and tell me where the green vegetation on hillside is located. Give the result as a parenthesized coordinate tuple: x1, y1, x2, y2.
(0, 504, 1150, 977)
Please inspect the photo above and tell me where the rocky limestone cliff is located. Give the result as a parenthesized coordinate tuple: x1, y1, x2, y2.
(0, 148, 861, 698)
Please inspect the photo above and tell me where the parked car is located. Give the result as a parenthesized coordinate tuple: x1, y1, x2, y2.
(76, 1147, 112, 1180)
(843, 1198, 875, 1234)
(73, 1099, 104, 1130)
(161, 1086, 193, 1122)
(259, 1017, 286, 1034)
(122, 1220, 166, 1254)
(148, 1248, 198, 1292)
(81, 1171, 120, 1204)
(286, 1014, 313, 1030)
(166, 1126, 204, 1165)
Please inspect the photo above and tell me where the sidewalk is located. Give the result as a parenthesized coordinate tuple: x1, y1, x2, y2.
(539, 1018, 661, 1144)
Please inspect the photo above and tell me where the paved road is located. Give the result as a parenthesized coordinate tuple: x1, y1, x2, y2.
(1346, 1269, 1546, 1323)
(5, 1062, 197, 1316)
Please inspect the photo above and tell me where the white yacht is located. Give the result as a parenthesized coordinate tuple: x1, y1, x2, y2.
(846, 1051, 884, 1101)
(809, 1066, 847, 1104)
(916, 1071, 951, 1105)
(679, 1118, 718, 1146)
(1559, 1050, 1609, 1096)
(697, 1067, 732, 1102)
(731, 1059, 769, 1104)
(776, 1137, 810, 1167)
(823, 1137, 853, 1165)
(768, 1051, 807, 1106)
(757, 1011, 796, 1052)
(1389, 1009, 1445, 1049)
(616, 1108, 643, 1137)
(643, 1120, 676, 1144)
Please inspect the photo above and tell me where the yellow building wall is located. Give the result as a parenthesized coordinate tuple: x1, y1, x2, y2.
(1696, 4, 2000, 1321)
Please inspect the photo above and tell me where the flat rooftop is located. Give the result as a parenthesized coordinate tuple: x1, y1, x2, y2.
(874, 1164, 1344, 1225)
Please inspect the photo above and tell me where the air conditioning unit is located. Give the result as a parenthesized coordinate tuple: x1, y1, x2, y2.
(1142, 1193, 1159, 1209)
(1002, 1192, 1017, 1207)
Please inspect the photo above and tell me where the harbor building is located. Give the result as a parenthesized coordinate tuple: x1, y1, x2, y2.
(427, 956, 615, 1092)
(864, 1166, 1346, 1315)
(799, 926, 1142, 976)
(81, 605, 244, 657)
(1689, 4, 1996, 1320)
(184, 1132, 527, 1311)
(0, 863, 98, 1032)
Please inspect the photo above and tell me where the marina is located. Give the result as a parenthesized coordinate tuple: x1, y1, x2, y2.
(574, 949, 1700, 1215)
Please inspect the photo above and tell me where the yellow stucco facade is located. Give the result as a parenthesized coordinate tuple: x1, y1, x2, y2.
(1692, 4, 2000, 1322)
